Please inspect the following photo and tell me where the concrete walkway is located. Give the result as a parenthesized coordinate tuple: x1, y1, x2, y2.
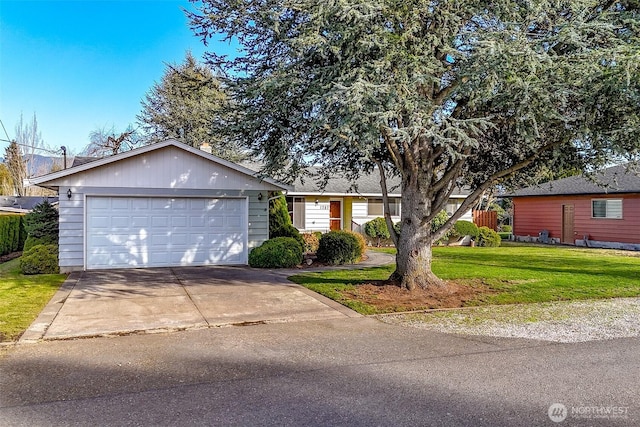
(20, 251, 394, 342)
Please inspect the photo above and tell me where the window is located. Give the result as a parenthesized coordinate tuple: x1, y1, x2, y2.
(367, 198, 400, 216)
(286, 197, 306, 229)
(592, 199, 622, 219)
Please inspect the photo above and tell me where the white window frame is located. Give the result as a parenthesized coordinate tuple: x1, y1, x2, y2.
(591, 199, 623, 219)
(287, 196, 306, 229)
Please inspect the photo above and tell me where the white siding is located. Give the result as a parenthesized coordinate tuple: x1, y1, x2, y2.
(58, 187, 84, 271)
(45, 146, 276, 191)
(352, 199, 368, 218)
(303, 197, 330, 232)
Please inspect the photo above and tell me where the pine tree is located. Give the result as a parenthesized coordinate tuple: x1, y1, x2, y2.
(138, 52, 245, 161)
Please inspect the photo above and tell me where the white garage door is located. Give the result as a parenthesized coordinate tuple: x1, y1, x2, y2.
(86, 196, 247, 269)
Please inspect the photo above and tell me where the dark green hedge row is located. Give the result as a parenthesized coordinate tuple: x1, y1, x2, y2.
(0, 214, 27, 256)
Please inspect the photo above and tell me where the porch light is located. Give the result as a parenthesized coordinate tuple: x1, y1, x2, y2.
(257, 192, 263, 201)
(67, 189, 72, 200)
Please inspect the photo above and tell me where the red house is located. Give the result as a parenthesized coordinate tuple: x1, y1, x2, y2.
(511, 164, 640, 250)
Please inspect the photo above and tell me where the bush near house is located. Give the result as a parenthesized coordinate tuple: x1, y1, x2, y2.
(317, 231, 363, 265)
(269, 193, 304, 247)
(20, 200, 60, 274)
(249, 237, 303, 268)
(501, 225, 513, 233)
(477, 226, 502, 247)
(23, 200, 58, 242)
(0, 214, 27, 256)
(348, 230, 367, 261)
(20, 244, 59, 275)
(364, 217, 390, 247)
(301, 232, 320, 253)
(453, 220, 479, 239)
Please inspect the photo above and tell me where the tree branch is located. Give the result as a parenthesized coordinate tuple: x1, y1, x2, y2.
(375, 158, 399, 246)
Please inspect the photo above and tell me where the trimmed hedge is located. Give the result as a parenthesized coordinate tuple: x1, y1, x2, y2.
(249, 237, 303, 268)
(0, 214, 26, 256)
(364, 217, 389, 246)
(454, 220, 479, 238)
(477, 226, 502, 247)
(20, 244, 59, 274)
(316, 231, 363, 265)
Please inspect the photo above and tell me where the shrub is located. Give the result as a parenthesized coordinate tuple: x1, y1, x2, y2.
(393, 221, 402, 237)
(430, 210, 450, 234)
(316, 231, 362, 265)
(301, 232, 320, 253)
(24, 235, 57, 252)
(430, 210, 453, 245)
(268, 194, 304, 247)
(20, 244, 59, 274)
(0, 214, 26, 255)
(501, 225, 513, 233)
(347, 230, 367, 260)
(454, 220, 479, 238)
(363, 217, 389, 247)
(24, 200, 58, 240)
(248, 237, 303, 268)
(477, 226, 502, 247)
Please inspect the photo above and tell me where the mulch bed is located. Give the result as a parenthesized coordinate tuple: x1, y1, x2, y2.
(340, 279, 496, 311)
(0, 252, 22, 264)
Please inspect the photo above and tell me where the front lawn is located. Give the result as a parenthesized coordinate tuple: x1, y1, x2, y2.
(289, 243, 640, 314)
(0, 258, 66, 342)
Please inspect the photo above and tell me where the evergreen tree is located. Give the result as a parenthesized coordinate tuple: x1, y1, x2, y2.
(0, 164, 14, 195)
(3, 141, 27, 196)
(24, 200, 59, 242)
(189, 1, 640, 290)
(138, 52, 245, 161)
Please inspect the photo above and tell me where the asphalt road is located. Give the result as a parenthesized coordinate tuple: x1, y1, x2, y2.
(1, 317, 638, 426)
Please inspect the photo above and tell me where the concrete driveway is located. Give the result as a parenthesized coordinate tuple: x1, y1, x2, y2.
(21, 266, 359, 341)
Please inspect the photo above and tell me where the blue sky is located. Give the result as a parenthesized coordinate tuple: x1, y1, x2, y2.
(0, 0, 234, 156)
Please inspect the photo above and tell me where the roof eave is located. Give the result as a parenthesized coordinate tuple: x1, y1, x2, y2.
(30, 140, 290, 190)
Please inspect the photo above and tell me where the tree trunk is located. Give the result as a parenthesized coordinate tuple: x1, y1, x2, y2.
(393, 180, 446, 290)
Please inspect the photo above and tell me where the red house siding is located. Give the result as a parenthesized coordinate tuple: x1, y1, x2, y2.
(513, 194, 640, 244)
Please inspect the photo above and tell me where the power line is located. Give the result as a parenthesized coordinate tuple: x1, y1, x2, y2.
(0, 137, 65, 155)
(0, 119, 10, 142)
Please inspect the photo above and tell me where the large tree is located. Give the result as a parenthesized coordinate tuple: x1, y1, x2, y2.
(137, 51, 245, 161)
(83, 125, 140, 157)
(188, 0, 640, 290)
(3, 141, 27, 197)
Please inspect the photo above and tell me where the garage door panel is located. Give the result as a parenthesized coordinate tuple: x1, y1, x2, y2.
(87, 197, 246, 269)
(111, 199, 131, 210)
(151, 216, 169, 227)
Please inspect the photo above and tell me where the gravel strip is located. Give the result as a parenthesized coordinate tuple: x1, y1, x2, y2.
(375, 298, 640, 343)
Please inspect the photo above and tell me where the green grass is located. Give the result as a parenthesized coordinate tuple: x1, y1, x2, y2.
(0, 258, 67, 342)
(290, 243, 640, 313)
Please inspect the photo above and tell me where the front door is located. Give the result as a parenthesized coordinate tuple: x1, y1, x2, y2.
(329, 200, 342, 231)
(562, 204, 575, 244)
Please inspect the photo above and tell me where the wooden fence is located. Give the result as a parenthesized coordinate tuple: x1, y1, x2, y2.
(473, 210, 498, 231)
